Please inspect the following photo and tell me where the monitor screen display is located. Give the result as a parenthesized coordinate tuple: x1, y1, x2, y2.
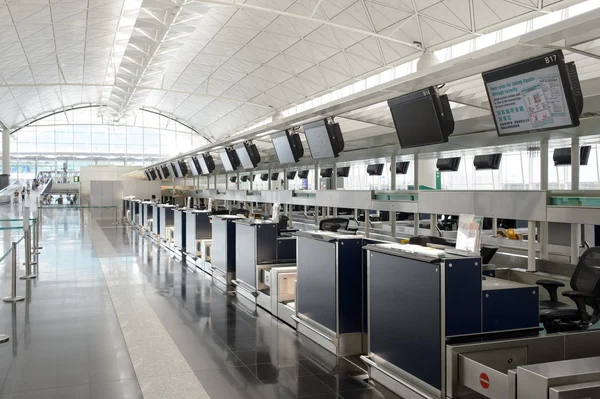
(219, 149, 239, 172)
(304, 120, 335, 159)
(234, 143, 259, 169)
(272, 131, 296, 164)
(172, 162, 183, 177)
(198, 154, 211, 175)
(388, 88, 447, 149)
(187, 158, 200, 176)
(482, 51, 580, 136)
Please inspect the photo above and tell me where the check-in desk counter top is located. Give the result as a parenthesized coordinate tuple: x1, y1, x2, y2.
(294, 230, 381, 357)
(157, 204, 175, 241)
(123, 198, 132, 219)
(151, 203, 161, 236)
(185, 209, 212, 257)
(233, 219, 279, 293)
(362, 243, 539, 399)
(141, 201, 153, 229)
(210, 215, 246, 285)
(173, 207, 187, 251)
(132, 199, 141, 225)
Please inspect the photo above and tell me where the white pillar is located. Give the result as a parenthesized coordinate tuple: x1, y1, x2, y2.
(314, 164, 319, 226)
(571, 136, 580, 264)
(2, 127, 9, 175)
(268, 168, 272, 190)
(540, 139, 549, 260)
(528, 221, 536, 271)
(413, 154, 420, 236)
(332, 163, 337, 217)
(417, 158, 438, 189)
(390, 156, 397, 238)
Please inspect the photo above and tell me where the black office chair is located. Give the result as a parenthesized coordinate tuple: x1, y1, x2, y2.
(230, 208, 249, 217)
(409, 235, 451, 247)
(319, 218, 349, 233)
(537, 247, 600, 333)
(211, 209, 229, 216)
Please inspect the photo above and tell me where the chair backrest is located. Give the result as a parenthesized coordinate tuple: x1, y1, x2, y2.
(277, 215, 289, 234)
(319, 218, 349, 233)
(230, 208, 249, 217)
(571, 247, 600, 309)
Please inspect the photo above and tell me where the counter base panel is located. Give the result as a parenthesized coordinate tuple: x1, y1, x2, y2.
(363, 356, 438, 399)
(295, 315, 364, 356)
(235, 284, 257, 305)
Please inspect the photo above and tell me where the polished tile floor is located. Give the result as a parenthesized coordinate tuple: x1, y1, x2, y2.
(0, 205, 403, 399)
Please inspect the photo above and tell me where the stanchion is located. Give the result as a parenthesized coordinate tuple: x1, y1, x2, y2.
(19, 229, 36, 280)
(4, 242, 25, 303)
(33, 219, 42, 252)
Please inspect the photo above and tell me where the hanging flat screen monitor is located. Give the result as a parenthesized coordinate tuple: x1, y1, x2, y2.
(271, 130, 304, 164)
(198, 153, 215, 175)
(388, 87, 454, 149)
(482, 50, 582, 137)
(144, 171, 151, 181)
(167, 162, 179, 178)
(156, 167, 164, 180)
(172, 161, 183, 177)
(161, 165, 170, 178)
(187, 158, 200, 176)
(178, 160, 189, 176)
(219, 148, 240, 172)
(234, 141, 261, 169)
(303, 119, 344, 159)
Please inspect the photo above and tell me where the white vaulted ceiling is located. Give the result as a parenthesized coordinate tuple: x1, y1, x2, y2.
(0, 0, 584, 140)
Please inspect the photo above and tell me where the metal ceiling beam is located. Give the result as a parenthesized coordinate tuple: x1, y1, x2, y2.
(192, 0, 422, 50)
(0, 83, 272, 109)
(143, 7, 600, 169)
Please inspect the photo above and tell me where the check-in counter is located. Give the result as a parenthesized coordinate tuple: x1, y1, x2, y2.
(184, 210, 212, 259)
(123, 198, 130, 219)
(142, 201, 153, 230)
(210, 215, 246, 285)
(132, 200, 142, 226)
(158, 204, 175, 242)
(293, 231, 380, 356)
(151, 203, 161, 237)
(173, 208, 186, 254)
(361, 243, 540, 399)
(232, 219, 298, 323)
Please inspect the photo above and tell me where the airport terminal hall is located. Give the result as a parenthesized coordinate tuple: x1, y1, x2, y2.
(5, 1, 600, 399)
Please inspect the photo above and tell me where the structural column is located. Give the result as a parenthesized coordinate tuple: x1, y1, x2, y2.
(413, 154, 420, 236)
(571, 136, 580, 264)
(390, 155, 397, 238)
(540, 139, 549, 260)
(1, 127, 9, 190)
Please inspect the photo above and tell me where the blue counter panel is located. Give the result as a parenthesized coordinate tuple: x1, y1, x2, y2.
(483, 286, 539, 332)
(369, 251, 441, 390)
(445, 257, 482, 337)
(297, 237, 336, 332)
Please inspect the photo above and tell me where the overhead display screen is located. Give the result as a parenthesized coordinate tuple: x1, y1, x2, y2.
(187, 158, 200, 176)
(388, 87, 453, 149)
(198, 154, 215, 175)
(272, 131, 296, 164)
(304, 121, 334, 159)
(483, 51, 581, 136)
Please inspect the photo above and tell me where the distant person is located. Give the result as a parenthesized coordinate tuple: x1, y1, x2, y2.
(21, 189, 25, 202)
(73, 194, 78, 204)
(57, 195, 63, 205)
(151, 195, 156, 202)
(13, 190, 19, 204)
